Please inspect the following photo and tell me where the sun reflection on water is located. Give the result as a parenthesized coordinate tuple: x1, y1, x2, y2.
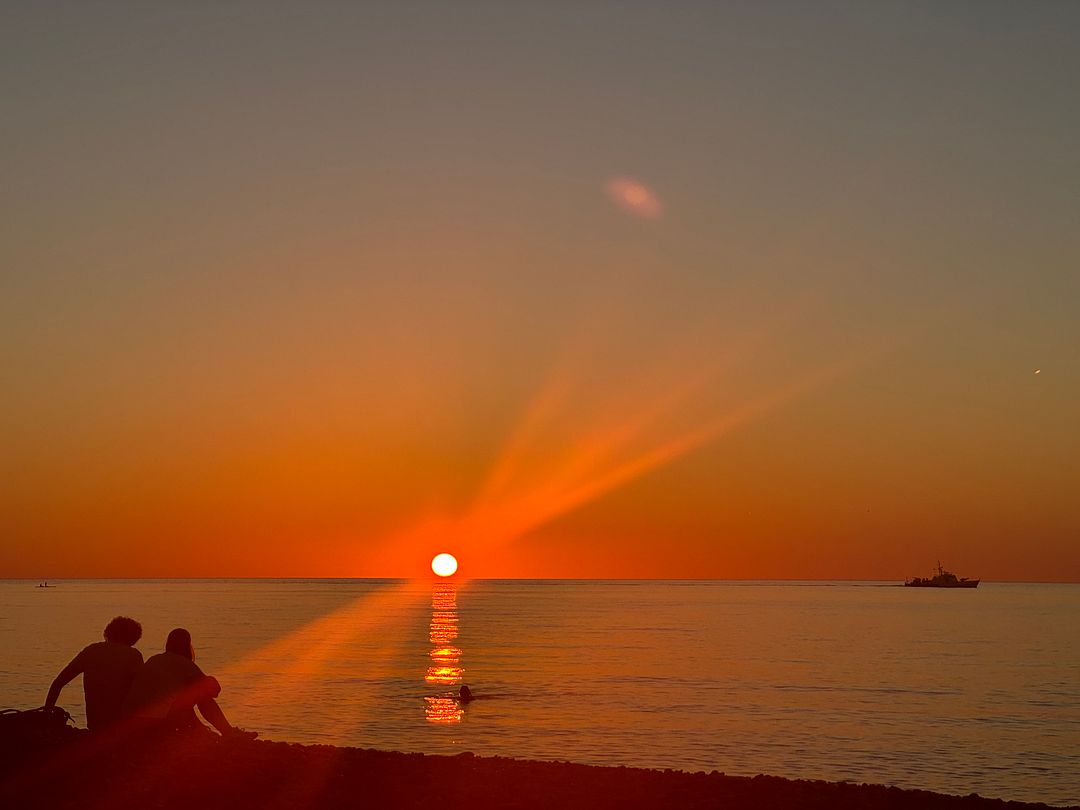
(425, 582, 464, 724)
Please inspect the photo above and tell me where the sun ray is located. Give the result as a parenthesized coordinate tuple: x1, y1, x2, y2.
(221, 581, 428, 732)
(353, 298, 897, 578)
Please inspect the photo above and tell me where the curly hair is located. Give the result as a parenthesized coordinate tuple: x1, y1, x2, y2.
(103, 616, 142, 646)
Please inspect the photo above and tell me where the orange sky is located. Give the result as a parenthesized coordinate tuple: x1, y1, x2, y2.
(2, 4, 1078, 581)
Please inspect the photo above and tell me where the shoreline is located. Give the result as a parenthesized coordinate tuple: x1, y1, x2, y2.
(1, 731, 1072, 810)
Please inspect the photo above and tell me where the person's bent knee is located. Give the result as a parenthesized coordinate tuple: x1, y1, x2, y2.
(197, 676, 221, 701)
(182, 675, 221, 705)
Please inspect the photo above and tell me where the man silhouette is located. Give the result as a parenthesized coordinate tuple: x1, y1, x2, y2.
(45, 616, 144, 731)
(123, 628, 255, 739)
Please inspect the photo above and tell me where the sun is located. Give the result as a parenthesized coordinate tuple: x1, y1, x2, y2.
(431, 553, 459, 577)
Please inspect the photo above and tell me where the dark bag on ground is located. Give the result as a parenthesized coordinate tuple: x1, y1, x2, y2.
(0, 706, 80, 745)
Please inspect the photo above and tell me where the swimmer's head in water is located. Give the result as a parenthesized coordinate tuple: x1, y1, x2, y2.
(459, 685, 474, 702)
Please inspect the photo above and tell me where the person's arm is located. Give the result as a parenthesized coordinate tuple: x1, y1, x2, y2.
(196, 696, 233, 735)
(200, 699, 256, 739)
(44, 652, 86, 708)
(192, 676, 255, 737)
(182, 673, 231, 734)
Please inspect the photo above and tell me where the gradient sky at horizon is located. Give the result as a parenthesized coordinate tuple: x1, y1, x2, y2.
(2, 2, 1078, 580)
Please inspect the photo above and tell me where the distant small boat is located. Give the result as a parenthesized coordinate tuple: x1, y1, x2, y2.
(36, 580, 55, 588)
(905, 562, 979, 588)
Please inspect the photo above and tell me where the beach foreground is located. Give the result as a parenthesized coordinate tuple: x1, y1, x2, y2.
(0, 728, 1070, 810)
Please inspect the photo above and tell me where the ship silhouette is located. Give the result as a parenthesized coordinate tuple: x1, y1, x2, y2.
(905, 561, 979, 588)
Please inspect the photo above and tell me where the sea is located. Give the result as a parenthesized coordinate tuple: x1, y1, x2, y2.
(1, 579, 1077, 806)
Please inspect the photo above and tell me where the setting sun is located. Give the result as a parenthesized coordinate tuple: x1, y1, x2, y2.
(431, 553, 459, 577)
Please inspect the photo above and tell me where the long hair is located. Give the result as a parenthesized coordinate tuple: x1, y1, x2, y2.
(165, 628, 194, 659)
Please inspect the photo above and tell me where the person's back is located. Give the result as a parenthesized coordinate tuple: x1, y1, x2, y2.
(45, 616, 144, 731)
(123, 649, 205, 721)
(76, 641, 144, 728)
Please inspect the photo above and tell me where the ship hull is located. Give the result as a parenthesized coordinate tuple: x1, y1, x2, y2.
(904, 579, 979, 588)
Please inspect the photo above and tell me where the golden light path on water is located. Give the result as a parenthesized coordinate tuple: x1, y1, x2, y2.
(424, 582, 464, 724)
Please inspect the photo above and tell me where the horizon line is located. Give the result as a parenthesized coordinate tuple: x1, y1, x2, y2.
(5, 576, 1078, 585)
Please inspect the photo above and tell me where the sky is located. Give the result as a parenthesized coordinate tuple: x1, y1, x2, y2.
(2, 2, 1078, 580)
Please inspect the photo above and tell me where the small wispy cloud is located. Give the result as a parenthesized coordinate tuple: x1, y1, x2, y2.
(606, 177, 662, 219)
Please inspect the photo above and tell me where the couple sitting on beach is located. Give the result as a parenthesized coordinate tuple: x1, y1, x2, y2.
(44, 616, 256, 740)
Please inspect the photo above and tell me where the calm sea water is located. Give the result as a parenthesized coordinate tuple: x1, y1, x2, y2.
(1, 580, 1077, 806)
